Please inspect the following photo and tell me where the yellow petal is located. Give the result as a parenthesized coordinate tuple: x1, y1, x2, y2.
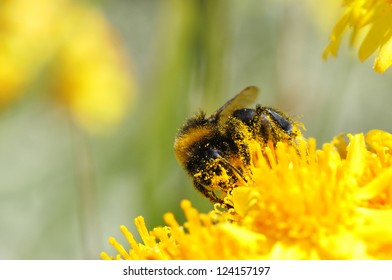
(358, 13, 391, 62)
(346, 133, 367, 177)
(374, 36, 392, 73)
(355, 167, 392, 200)
(231, 187, 259, 217)
(323, 12, 351, 59)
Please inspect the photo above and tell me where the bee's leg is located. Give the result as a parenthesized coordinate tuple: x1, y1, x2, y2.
(225, 117, 253, 177)
(193, 180, 224, 204)
(210, 149, 247, 185)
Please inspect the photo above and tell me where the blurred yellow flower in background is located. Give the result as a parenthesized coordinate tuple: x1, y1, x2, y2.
(323, 0, 392, 73)
(102, 130, 392, 260)
(0, 0, 135, 132)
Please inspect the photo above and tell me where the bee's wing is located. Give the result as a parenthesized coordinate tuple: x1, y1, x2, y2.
(209, 86, 259, 122)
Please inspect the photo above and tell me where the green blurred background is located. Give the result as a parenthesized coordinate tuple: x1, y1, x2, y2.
(1, 0, 392, 259)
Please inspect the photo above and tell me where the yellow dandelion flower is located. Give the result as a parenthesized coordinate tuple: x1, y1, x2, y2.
(323, 0, 392, 73)
(102, 130, 392, 260)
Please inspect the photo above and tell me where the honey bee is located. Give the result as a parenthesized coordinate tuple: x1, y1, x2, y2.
(174, 86, 301, 206)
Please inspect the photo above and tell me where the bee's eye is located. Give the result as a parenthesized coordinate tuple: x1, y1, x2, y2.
(266, 108, 293, 134)
(232, 108, 256, 126)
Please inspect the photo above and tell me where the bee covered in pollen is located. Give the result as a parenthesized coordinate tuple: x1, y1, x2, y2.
(174, 86, 303, 206)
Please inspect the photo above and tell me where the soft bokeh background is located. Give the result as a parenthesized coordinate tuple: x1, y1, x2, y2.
(1, 0, 391, 259)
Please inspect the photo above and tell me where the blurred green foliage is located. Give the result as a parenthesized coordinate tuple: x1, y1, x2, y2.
(0, 0, 392, 259)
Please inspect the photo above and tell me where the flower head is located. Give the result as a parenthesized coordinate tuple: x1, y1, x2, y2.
(323, 0, 392, 73)
(102, 130, 392, 259)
